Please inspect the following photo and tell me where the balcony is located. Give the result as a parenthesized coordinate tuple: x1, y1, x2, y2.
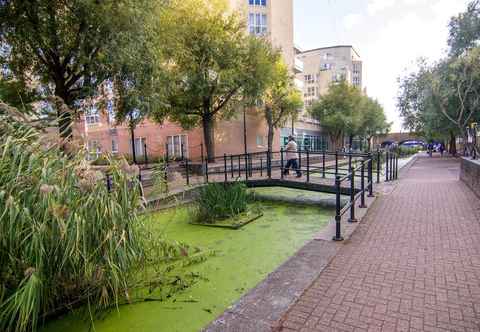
(294, 57, 304, 74)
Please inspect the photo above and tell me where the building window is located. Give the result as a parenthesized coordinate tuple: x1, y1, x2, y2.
(256, 135, 266, 147)
(85, 107, 100, 125)
(112, 139, 118, 154)
(167, 135, 188, 159)
(249, 13, 267, 35)
(87, 140, 101, 160)
(304, 86, 315, 97)
(304, 74, 314, 84)
(249, 0, 266, 6)
(107, 100, 115, 124)
(134, 137, 146, 157)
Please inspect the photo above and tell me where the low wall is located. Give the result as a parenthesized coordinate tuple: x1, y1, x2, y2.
(460, 157, 480, 198)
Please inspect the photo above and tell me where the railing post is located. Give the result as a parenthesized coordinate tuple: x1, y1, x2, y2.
(333, 176, 344, 241)
(106, 173, 111, 193)
(238, 155, 241, 178)
(260, 157, 263, 177)
(335, 150, 338, 176)
(298, 148, 302, 170)
(349, 168, 358, 223)
(385, 151, 389, 182)
(368, 154, 374, 197)
(249, 154, 253, 177)
(181, 143, 185, 161)
(348, 152, 352, 171)
(306, 148, 310, 183)
(245, 153, 249, 181)
(376, 149, 381, 183)
(224, 154, 228, 183)
(322, 150, 326, 178)
(395, 154, 399, 179)
(185, 157, 190, 186)
(267, 150, 272, 179)
(144, 143, 148, 167)
(230, 155, 234, 178)
(390, 153, 394, 181)
(205, 156, 209, 183)
(281, 148, 284, 180)
(164, 145, 169, 184)
(359, 160, 367, 208)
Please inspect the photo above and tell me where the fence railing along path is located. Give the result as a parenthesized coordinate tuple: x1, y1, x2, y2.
(108, 148, 400, 241)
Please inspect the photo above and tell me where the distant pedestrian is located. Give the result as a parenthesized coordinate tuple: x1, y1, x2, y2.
(283, 136, 302, 178)
(439, 143, 445, 157)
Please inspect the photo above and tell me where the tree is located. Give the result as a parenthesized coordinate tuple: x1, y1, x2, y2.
(358, 97, 390, 151)
(448, 0, 480, 56)
(310, 80, 363, 150)
(0, 0, 154, 139)
(261, 59, 303, 153)
(152, 0, 272, 161)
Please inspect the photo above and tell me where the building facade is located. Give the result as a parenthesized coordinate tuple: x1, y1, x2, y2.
(284, 45, 364, 151)
(76, 0, 301, 162)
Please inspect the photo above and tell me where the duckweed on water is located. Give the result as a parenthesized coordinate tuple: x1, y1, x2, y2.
(43, 202, 332, 332)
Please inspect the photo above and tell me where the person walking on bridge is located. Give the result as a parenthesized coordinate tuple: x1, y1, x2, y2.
(283, 135, 302, 178)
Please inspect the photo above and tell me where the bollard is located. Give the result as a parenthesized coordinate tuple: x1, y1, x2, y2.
(333, 176, 344, 241)
(349, 168, 358, 223)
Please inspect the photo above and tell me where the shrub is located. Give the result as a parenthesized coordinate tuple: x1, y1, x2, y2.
(0, 104, 206, 332)
(194, 182, 249, 224)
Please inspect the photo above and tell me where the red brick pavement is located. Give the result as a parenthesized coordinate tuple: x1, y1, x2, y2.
(278, 156, 480, 332)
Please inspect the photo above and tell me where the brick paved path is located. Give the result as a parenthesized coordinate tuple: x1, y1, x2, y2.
(278, 156, 480, 332)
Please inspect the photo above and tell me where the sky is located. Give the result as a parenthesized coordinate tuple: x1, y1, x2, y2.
(293, 0, 471, 132)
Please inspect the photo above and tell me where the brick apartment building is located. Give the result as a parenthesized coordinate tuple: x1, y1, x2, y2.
(76, 0, 305, 162)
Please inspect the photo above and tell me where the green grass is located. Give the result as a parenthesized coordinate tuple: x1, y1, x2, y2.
(43, 202, 332, 332)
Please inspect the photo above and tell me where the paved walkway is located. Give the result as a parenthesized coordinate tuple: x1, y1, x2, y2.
(278, 156, 480, 332)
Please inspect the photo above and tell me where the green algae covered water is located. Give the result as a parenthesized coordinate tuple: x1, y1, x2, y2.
(43, 201, 331, 332)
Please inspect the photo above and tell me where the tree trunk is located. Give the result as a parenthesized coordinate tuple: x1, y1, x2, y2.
(265, 106, 274, 153)
(202, 114, 215, 162)
(130, 125, 137, 164)
(449, 131, 457, 156)
(55, 83, 73, 140)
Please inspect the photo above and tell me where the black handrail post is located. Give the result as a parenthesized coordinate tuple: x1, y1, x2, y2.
(368, 154, 374, 197)
(335, 150, 339, 176)
(230, 155, 234, 178)
(348, 152, 352, 172)
(376, 149, 381, 183)
(359, 160, 367, 208)
(249, 154, 253, 177)
(333, 176, 344, 241)
(395, 154, 399, 179)
(164, 144, 169, 183)
(181, 143, 185, 161)
(280, 148, 284, 180)
(385, 151, 389, 182)
(205, 156, 209, 183)
(349, 168, 358, 223)
(390, 153, 394, 181)
(185, 157, 190, 186)
(322, 150, 326, 178)
(238, 155, 241, 178)
(224, 154, 228, 183)
(245, 153, 249, 181)
(306, 148, 310, 183)
(267, 150, 272, 179)
(144, 143, 148, 167)
(260, 157, 263, 177)
(298, 148, 302, 170)
(106, 174, 111, 193)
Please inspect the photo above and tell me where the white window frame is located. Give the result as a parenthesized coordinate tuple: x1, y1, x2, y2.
(85, 107, 100, 125)
(111, 139, 119, 154)
(87, 140, 101, 160)
(134, 137, 146, 157)
(248, 13, 267, 35)
(167, 135, 188, 159)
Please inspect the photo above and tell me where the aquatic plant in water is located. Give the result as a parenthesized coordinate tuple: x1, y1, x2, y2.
(0, 103, 208, 332)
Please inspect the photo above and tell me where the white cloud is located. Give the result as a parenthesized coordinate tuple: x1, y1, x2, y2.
(361, 0, 470, 131)
(367, 0, 396, 16)
(343, 13, 363, 30)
